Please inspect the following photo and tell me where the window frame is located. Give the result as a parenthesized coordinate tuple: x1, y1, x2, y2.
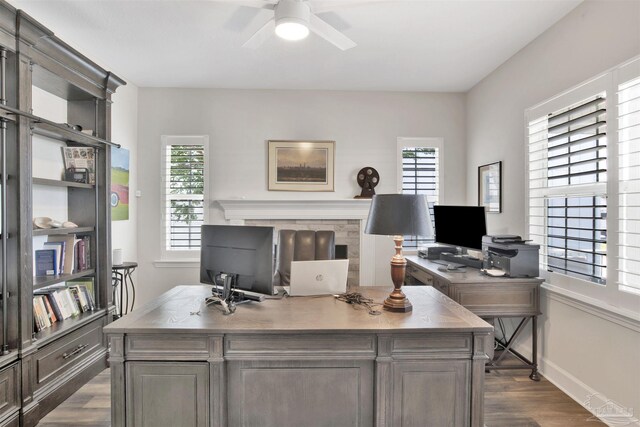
(525, 58, 640, 315)
(397, 137, 444, 250)
(160, 135, 210, 261)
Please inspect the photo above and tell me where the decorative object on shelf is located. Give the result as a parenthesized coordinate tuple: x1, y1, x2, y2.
(111, 146, 130, 221)
(113, 248, 123, 266)
(365, 194, 432, 312)
(478, 161, 502, 213)
(64, 123, 83, 132)
(355, 166, 379, 199)
(62, 147, 96, 184)
(64, 167, 89, 184)
(268, 140, 335, 191)
(49, 219, 63, 228)
(33, 217, 53, 229)
(33, 217, 79, 229)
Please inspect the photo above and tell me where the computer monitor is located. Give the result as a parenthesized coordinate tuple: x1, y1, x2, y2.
(200, 225, 275, 296)
(433, 205, 487, 251)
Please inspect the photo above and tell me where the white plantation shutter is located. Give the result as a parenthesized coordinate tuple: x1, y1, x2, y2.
(618, 75, 640, 295)
(162, 137, 208, 253)
(528, 116, 549, 270)
(401, 146, 439, 248)
(528, 95, 608, 284)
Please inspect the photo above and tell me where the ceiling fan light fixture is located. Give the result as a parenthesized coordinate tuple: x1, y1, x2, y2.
(274, 0, 311, 41)
(275, 19, 309, 41)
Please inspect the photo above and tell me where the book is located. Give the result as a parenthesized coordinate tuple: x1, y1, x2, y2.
(35, 249, 57, 276)
(69, 287, 89, 312)
(42, 295, 58, 324)
(52, 291, 71, 320)
(75, 239, 86, 271)
(62, 289, 80, 317)
(78, 285, 96, 310)
(37, 291, 63, 321)
(68, 278, 95, 296)
(33, 298, 44, 331)
(83, 236, 91, 269)
(47, 235, 77, 275)
(43, 241, 65, 273)
(36, 296, 51, 328)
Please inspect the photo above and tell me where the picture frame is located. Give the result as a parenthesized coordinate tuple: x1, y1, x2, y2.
(478, 161, 502, 213)
(268, 140, 335, 191)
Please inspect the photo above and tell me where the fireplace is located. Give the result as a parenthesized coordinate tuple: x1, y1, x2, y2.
(217, 199, 374, 287)
(246, 219, 359, 286)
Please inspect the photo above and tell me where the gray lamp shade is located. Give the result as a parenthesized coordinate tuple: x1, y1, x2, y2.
(365, 194, 432, 237)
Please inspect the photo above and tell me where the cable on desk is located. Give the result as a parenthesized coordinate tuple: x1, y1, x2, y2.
(335, 292, 382, 316)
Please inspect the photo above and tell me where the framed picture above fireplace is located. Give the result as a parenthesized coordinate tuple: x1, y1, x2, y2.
(268, 140, 335, 191)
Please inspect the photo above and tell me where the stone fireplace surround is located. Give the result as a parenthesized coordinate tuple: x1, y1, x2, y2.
(217, 200, 374, 287)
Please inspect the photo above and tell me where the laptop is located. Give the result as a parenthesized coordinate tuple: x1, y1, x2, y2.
(284, 259, 349, 296)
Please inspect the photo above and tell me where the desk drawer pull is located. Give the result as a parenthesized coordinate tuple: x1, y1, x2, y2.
(62, 344, 88, 360)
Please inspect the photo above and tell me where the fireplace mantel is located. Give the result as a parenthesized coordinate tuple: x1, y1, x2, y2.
(217, 199, 372, 220)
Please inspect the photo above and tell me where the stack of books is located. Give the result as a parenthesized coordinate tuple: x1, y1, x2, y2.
(34, 234, 91, 277)
(32, 279, 96, 332)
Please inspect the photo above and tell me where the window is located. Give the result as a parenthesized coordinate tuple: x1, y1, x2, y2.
(161, 136, 209, 256)
(397, 137, 442, 248)
(528, 95, 608, 285)
(526, 56, 640, 312)
(618, 74, 640, 296)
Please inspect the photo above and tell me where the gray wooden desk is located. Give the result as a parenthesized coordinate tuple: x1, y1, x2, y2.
(406, 256, 543, 380)
(104, 285, 493, 427)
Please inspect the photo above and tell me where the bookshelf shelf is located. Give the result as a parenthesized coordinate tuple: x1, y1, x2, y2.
(33, 309, 106, 347)
(0, 103, 118, 149)
(33, 177, 94, 189)
(33, 227, 94, 237)
(33, 269, 96, 290)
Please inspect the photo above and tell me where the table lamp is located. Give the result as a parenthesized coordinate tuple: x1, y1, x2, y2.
(365, 194, 432, 312)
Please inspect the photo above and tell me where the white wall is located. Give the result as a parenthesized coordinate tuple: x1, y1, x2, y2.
(465, 0, 640, 422)
(110, 82, 139, 272)
(136, 88, 466, 305)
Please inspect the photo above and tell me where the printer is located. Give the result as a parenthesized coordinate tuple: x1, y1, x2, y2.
(482, 235, 540, 278)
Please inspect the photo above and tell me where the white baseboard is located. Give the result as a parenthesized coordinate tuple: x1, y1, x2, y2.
(511, 342, 639, 427)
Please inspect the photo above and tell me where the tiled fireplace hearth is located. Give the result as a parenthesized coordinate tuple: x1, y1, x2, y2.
(217, 200, 374, 287)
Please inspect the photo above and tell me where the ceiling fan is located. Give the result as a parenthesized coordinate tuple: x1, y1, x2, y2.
(215, 0, 381, 50)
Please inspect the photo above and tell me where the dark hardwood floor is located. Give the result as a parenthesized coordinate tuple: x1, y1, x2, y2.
(36, 368, 604, 427)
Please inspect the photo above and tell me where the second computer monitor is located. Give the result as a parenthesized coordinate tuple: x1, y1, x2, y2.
(200, 225, 274, 296)
(433, 205, 487, 250)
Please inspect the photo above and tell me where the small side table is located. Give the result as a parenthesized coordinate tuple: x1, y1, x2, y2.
(112, 262, 137, 319)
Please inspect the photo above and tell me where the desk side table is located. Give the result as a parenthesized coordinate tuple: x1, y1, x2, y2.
(406, 256, 543, 381)
(112, 262, 138, 319)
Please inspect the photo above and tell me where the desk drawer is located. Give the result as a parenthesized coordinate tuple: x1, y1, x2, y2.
(448, 282, 539, 317)
(34, 318, 104, 390)
(0, 363, 20, 424)
(225, 334, 376, 359)
(406, 265, 433, 285)
(392, 334, 472, 356)
(125, 335, 213, 360)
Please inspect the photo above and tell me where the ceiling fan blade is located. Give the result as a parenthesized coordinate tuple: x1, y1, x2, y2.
(242, 18, 276, 49)
(210, 0, 277, 10)
(309, 14, 356, 50)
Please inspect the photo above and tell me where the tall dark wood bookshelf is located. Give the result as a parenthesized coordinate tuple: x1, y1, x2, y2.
(0, 2, 125, 426)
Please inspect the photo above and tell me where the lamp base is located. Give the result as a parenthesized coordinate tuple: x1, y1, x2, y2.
(383, 294, 413, 312)
(383, 235, 413, 313)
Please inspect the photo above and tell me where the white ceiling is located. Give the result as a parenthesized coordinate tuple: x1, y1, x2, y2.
(11, 0, 581, 92)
